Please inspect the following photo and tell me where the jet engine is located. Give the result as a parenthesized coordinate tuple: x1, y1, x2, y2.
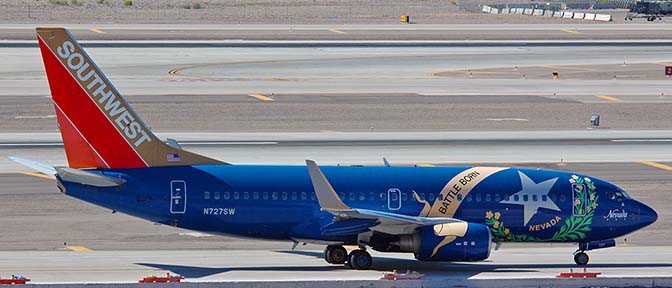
(369, 222, 492, 262)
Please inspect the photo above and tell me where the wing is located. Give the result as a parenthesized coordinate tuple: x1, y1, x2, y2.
(305, 160, 464, 235)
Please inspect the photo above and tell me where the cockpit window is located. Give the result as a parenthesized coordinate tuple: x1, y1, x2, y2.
(606, 191, 627, 201)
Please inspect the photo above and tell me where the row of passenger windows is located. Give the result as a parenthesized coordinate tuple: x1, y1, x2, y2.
(203, 191, 569, 203)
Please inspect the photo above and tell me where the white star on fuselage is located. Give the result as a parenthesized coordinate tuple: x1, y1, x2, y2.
(500, 171, 560, 225)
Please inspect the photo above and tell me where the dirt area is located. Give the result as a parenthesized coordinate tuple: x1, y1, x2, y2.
(2, 0, 633, 24)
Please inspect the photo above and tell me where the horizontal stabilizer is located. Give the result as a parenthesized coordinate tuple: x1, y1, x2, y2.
(8, 156, 57, 176)
(55, 167, 126, 187)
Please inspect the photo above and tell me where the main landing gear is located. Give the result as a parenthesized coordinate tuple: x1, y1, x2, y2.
(324, 245, 373, 270)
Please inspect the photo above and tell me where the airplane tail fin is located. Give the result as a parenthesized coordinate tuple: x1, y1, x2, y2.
(36, 27, 223, 169)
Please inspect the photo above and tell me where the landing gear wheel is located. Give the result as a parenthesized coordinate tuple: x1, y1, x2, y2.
(325, 245, 347, 264)
(574, 252, 589, 266)
(348, 250, 372, 270)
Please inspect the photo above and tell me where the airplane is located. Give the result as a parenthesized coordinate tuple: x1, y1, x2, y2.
(13, 27, 658, 270)
(626, 0, 672, 21)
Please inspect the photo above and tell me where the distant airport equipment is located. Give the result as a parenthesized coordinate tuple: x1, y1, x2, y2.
(14, 27, 659, 270)
(666, 66, 672, 77)
(400, 15, 410, 23)
(553, 11, 564, 17)
(552, 72, 560, 79)
(563, 11, 575, 18)
(590, 113, 600, 128)
(627, 0, 672, 21)
(0, 275, 30, 285)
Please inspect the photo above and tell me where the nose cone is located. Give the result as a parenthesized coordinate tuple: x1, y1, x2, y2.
(639, 202, 658, 228)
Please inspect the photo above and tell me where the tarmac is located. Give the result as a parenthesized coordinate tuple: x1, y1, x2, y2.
(1, 24, 672, 286)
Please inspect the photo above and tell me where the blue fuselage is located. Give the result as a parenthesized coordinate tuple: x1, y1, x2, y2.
(57, 165, 657, 247)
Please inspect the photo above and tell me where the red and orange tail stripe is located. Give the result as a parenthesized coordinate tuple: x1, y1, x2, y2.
(36, 27, 223, 169)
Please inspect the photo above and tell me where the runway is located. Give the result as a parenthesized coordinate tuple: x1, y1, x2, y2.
(1, 246, 671, 285)
(2, 24, 672, 286)
(4, 24, 672, 41)
(2, 43, 672, 132)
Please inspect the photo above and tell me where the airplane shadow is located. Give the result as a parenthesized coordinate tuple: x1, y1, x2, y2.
(136, 250, 672, 279)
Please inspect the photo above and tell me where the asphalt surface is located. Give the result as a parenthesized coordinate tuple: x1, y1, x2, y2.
(4, 24, 672, 41)
(0, 160, 670, 284)
(0, 161, 668, 252)
(2, 44, 672, 132)
(1, 247, 671, 284)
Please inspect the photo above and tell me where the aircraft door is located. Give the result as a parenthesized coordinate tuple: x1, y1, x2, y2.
(388, 188, 401, 210)
(170, 180, 187, 214)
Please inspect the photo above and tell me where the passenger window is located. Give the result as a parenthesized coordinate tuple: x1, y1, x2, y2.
(532, 195, 538, 202)
(494, 194, 501, 202)
(214, 192, 220, 200)
(204, 191, 210, 200)
(223, 191, 230, 200)
(437, 194, 443, 201)
(272, 192, 278, 200)
(301, 192, 307, 200)
(369, 192, 375, 201)
(523, 195, 528, 202)
(401, 193, 408, 201)
(310, 193, 316, 201)
(253, 192, 259, 200)
(428, 193, 435, 201)
(485, 194, 491, 202)
(282, 192, 288, 201)
(262, 191, 269, 200)
(243, 191, 249, 200)
(466, 194, 472, 202)
(476, 194, 482, 202)
(457, 194, 463, 201)
(380, 192, 387, 201)
(291, 192, 297, 201)
(233, 191, 239, 200)
(390, 192, 398, 201)
(514, 195, 519, 201)
(542, 195, 547, 202)
(339, 193, 345, 199)
(349, 192, 355, 201)
(359, 192, 366, 201)
(504, 194, 510, 201)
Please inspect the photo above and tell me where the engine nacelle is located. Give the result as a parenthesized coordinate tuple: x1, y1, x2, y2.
(369, 222, 492, 262)
(416, 222, 492, 262)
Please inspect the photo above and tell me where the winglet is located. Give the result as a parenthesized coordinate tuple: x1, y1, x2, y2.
(305, 160, 351, 212)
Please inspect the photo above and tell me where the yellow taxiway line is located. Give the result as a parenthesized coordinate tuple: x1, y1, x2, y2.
(328, 29, 348, 35)
(561, 29, 582, 35)
(247, 93, 275, 101)
(639, 161, 672, 171)
(89, 28, 106, 34)
(594, 94, 621, 102)
(65, 246, 95, 252)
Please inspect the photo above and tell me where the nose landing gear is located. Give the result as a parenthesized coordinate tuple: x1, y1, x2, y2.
(573, 250, 590, 265)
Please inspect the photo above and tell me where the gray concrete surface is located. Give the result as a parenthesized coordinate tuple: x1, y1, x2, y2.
(5, 24, 672, 41)
(2, 44, 672, 132)
(0, 161, 668, 252)
(0, 247, 671, 284)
